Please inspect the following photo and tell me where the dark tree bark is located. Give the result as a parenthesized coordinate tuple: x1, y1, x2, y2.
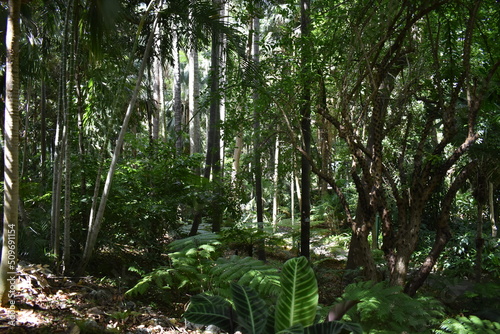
(204, 0, 224, 233)
(299, 0, 312, 260)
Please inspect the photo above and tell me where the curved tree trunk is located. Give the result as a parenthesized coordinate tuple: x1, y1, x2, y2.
(78, 14, 158, 274)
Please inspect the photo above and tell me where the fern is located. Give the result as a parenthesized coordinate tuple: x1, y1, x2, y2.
(126, 234, 222, 298)
(209, 256, 281, 299)
(341, 281, 445, 333)
(436, 315, 500, 334)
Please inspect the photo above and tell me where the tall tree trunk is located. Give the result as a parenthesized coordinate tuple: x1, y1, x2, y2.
(63, 0, 78, 273)
(188, 42, 201, 158)
(252, 13, 266, 261)
(317, 73, 330, 197)
(78, 14, 158, 274)
(172, 26, 183, 154)
(52, 1, 73, 263)
(0, 0, 20, 306)
(40, 80, 47, 187)
(299, 0, 312, 260)
(490, 182, 497, 237)
(272, 135, 280, 230)
(231, 134, 243, 182)
(152, 22, 163, 141)
(188, 34, 203, 236)
(62, 112, 71, 274)
(204, 0, 224, 233)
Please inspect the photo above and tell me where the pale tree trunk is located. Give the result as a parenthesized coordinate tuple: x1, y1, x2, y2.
(188, 40, 202, 236)
(172, 25, 183, 154)
(490, 182, 497, 237)
(62, 109, 71, 273)
(78, 14, 158, 274)
(291, 171, 295, 228)
(231, 134, 243, 182)
(188, 41, 201, 158)
(62, 0, 78, 273)
(0, 0, 20, 306)
(272, 135, 280, 230)
(51, 1, 73, 263)
(152, 23, 163, 141)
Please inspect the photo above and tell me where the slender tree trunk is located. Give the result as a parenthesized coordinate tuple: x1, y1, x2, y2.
(272, 135, 280, 230)
(0, 0, 20, 306)
(188, 43, 201, 158)
(62, 113, 71, 273)
(40, 80, 47, 186)
(204, 0, 224, 233)
(78, 15, 158, 274)
(475, 203, 484, 282)
(152, 23, 163, 141)
(52, 1, 73, 263)
(490, 182, 497, 237)
(299, 0, 312, 260)
(188, 34, 203, 236)
(318, 73, 330, 197)
(172, 26, 183, 154)
(232, 134, 243, 181)
(252, 13, 266, 261)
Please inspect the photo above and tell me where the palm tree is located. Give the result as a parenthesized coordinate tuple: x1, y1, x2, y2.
(0, 0, 21, 306)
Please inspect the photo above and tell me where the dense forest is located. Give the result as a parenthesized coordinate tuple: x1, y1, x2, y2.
(0, 0, 499, 333)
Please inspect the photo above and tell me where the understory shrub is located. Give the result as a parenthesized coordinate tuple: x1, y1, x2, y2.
(125, 233, 280, 304)
(435, 315, 500, 334)
(184, 256, 362, 334)
(340, 281, 445, 333)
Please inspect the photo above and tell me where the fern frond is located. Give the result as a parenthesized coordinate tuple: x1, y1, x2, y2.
(168, 233, 221, 253)
(436, 315, 500, 334)
(209, 256, 281, 299)
(342, 281, 445, 333)
(125, 275, 153, 297)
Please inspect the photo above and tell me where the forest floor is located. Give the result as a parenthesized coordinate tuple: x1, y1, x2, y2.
(0, 256, 345, 334)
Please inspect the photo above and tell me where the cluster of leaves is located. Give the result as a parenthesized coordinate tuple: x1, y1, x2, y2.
(341, 281, 445, 333)
(436, 315, 500, 334)
(102, 143, 210, 250)
(125, 233, 280, 304)
(184, 256, 362, 334)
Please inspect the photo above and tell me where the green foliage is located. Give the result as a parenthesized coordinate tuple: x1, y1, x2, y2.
(184, 257, 362, 334)
(275, 257, 318, 332)
(103, 144, 198, 247)
(126, 233, 280, 307)
(341, 281, 445, 333)
(125, 233, 222, 298)
(436, 315, 500, 334)
(210, 256, 281, 299)
(232, 284, 269, 334)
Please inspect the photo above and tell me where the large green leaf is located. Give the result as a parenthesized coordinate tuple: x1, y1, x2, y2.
(275, 256, 319, 332)
(276, 324, 305, 334)
(231, 283, 269, 334)
(305, 321, 363, 334)
(183, 294, 234, 333)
